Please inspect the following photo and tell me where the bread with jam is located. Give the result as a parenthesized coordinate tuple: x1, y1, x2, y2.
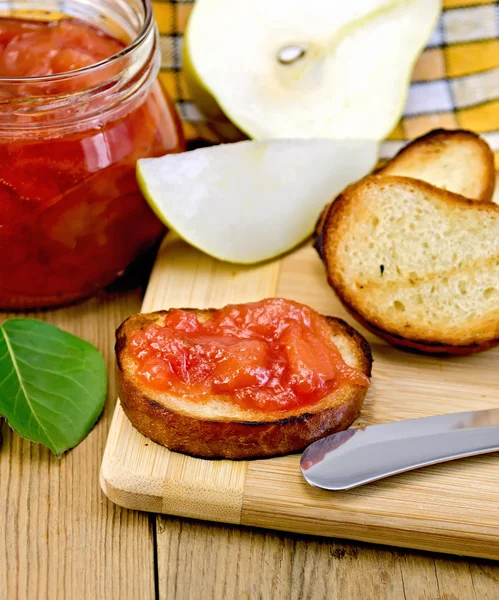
(115, 300, 372, 459)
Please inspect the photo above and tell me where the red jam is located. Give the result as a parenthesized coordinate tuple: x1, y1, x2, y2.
(0, 17, 184, 308)
(0, 18, 124, 77)
(129, 298, 370, 412)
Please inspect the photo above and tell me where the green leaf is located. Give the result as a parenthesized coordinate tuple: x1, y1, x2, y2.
(0, 319, 107, 456)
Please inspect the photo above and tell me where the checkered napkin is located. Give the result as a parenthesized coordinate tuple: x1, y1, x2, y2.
(155, 0, 498, 165)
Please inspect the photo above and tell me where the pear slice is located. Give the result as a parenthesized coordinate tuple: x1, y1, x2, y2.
(185, 0, 440, 141)
(137, 139, 378, 264)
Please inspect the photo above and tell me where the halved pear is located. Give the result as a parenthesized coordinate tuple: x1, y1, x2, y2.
(137, 139, 378, 264)
(185, 0, 440, 141)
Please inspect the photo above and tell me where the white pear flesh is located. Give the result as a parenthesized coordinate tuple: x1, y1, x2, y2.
(186, 0, 440, 140)
(137, 139, 378, 264)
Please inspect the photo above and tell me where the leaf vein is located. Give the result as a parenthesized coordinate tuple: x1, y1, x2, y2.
(13, 357, 94, 394)
(23, 380, 87, 416)
(7, 340, 87, 362)
(13, 330, 83, 352)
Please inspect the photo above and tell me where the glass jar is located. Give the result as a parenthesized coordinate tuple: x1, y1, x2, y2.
(0, 0, 184, 309)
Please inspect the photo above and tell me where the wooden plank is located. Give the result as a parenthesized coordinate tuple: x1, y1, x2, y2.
(155, 516, 499, 600)
(398, 554, 441, 600)
(0, 288, 156, 599)
(469, 561, 499, 599)
(101, 235, 499, 560)
(155, 517, 403, 600)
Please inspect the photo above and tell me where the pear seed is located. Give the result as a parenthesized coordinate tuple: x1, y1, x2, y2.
(277, 45, 307, 65)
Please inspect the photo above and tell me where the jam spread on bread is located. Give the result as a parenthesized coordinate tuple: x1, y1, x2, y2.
(129, 298, 369, 411)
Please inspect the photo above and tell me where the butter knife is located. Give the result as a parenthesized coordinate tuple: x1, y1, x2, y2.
(300, 408, 499, 490)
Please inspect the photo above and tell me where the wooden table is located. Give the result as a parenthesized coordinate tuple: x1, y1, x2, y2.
(2, 272, 499, 600)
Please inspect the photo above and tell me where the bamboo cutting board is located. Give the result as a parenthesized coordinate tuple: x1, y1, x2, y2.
(101, 234, 499, 560)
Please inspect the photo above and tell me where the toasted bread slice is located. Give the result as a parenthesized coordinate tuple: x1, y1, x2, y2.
(314, 129, 496, 257)
(116, 309, 372, 459)
(379, 129, 495, 202)
(322, 175, 499, 355)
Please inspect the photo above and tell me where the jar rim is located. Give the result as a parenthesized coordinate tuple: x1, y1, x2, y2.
(0, 0, 154, 84)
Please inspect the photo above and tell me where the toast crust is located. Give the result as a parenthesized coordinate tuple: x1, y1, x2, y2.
(116, 309, 372, 459)
(341, 296, 499, 356)
(314, 204, 330, 260)
(322, 175, 499, 355)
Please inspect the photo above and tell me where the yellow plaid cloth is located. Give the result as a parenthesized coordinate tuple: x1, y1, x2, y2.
(154, 0, 499, 167)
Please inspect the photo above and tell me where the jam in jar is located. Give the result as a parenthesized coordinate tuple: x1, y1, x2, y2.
(0, 1, 184, 308)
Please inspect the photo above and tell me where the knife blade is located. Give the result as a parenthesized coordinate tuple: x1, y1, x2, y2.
(300, 408, 499, 491)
